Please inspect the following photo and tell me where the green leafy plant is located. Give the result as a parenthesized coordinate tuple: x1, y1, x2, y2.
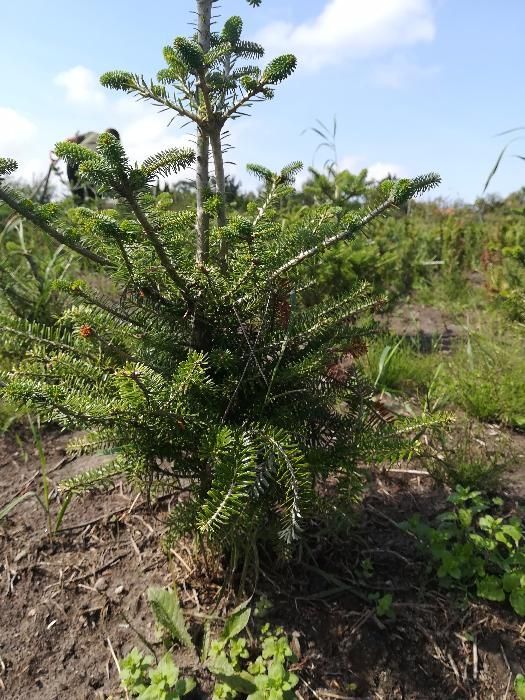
(515, 673, 525, 700)
(0, 0, 439, 559)
(373, 593, 395, 620)
(121, 649, 196, 699)
(503, 288, 525, 323)
(203, 612, 299, 700)
(147, 586, 195, 649)
(405, 485, 525, 615)
(119, 587, 299, 700)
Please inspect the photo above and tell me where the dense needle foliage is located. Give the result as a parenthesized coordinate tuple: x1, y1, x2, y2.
(0, 0, 440, 554)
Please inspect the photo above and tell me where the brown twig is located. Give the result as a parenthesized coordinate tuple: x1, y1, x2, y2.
(106, 636, 129, 700)
(67, 552, 129, 585)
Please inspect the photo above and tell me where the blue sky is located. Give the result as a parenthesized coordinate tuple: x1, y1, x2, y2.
(2, 0, 525, 202)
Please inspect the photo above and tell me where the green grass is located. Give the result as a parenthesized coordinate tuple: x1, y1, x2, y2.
(423, 416, 516, 489)
(365, 312, 525, 430)
(361, 335, 441, 397)
(363, 321, 524, 489)
(414, 275, 489, 314)
(442, 327, 525, 429)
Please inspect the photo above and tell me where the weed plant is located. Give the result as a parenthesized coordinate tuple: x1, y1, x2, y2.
(360, 335, 439, 397)
(119, 587, 299, 700)
(405, 486, 525, 616)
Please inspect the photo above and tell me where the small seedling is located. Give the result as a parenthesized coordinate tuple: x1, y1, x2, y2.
(119, 586, 300, 699)
(360, 558, 374, 580)
(254, 595, 273, 618)
(120, 649, 195, 699)
(515, 673, 525, 700)
(405, 485, 525, 616)
(374, 593, 395, 620)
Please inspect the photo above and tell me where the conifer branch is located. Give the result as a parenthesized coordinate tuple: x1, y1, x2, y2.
(101, 72, 201, 125)
(64, 283, 142, 327)
(137, 82, 200, 125)
(115, 238, 135, 279)
(222, 86, 262, 123)
(0, 321, 95, 359)
(123, 191, 193, 303)
(271, 198, 394, 279)
(0, 185, 112, 267)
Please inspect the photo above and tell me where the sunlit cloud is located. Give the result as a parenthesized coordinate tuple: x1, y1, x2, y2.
(54, 66, 106, 106)
(257, 0, 435, 70)
(339, 155, 406, 180)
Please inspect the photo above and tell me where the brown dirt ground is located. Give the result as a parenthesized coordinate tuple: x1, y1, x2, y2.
(1, 428, 525, 700)
(379, 303, 465, 352)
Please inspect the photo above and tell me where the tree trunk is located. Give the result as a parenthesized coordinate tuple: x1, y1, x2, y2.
(210, 128, 227, 228)
(195, 0, 213, 264)
(196, 129, 210, 264)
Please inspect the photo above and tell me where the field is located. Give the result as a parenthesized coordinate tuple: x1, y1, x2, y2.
(1, 5, 525, 698)
(1, 185, 525, 699)
(2, 427, 525, 699)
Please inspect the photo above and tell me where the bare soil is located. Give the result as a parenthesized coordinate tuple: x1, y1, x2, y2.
(379, 303, 465, 352)
(1, 429, 525, 700)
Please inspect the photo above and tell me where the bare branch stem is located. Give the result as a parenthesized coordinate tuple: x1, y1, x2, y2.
(210, 129, 227, 228)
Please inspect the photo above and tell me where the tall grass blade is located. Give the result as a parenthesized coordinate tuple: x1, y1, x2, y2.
(54, 493, 73, 532)
(483, 143, 510, 193)
(0, 491, 44, 521)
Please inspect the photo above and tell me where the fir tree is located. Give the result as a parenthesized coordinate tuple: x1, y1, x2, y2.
(0, 0, 440, 554)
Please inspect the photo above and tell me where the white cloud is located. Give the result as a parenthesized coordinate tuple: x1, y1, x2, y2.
(54, 66, 106, 106)
(0, 107, 49, 181)
(339, 154, 405, 180)
(338, 155, 362, 173)
(117, 104, 195, 185)
(367, 161, 406, 180)
(37, 64, 195, 184)
(121, 112, 192, 165)
(52, 68, 194, 173)
(257, 0, 435, 70)
(0, 107, 37, 151)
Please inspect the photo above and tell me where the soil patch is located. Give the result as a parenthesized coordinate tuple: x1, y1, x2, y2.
(380, 303, 464, 352)
(1, 432, 525, 699)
